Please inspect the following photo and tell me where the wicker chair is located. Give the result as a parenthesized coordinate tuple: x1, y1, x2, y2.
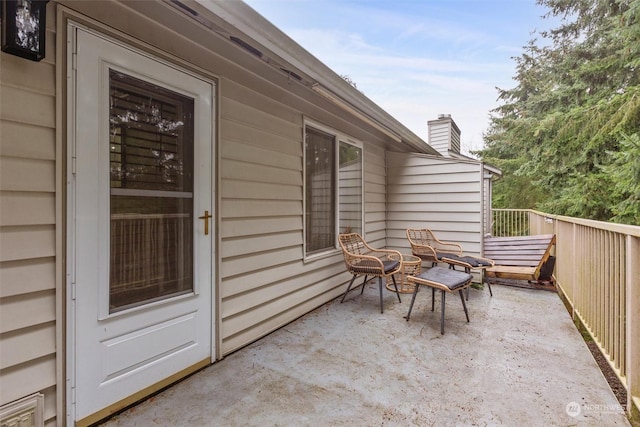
(406, 228, 495, 296)
(406, 228, 462, 266)
(338, 233, 402, 313)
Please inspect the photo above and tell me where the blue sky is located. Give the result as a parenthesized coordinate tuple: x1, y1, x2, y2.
(243, 0, 553, 154)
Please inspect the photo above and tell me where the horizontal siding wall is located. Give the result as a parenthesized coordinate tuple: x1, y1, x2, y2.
(483, 177, 492, 236)
(428, 122, 449, 155)
(386, 152, 484, 258)
(364, 144, 387, 247)
(219, 80, 388, 354)
(0, 2, 58, 425)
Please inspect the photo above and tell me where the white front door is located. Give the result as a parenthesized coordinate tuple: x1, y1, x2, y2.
(69, 27, 215, 423)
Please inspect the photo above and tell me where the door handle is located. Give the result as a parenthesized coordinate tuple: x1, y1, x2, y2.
(198, 210, 212, 235)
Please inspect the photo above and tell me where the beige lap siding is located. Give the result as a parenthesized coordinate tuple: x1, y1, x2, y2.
(0, 3, 59, 424)
(219, 82, 389, 354)
(386, 152, 485, 260)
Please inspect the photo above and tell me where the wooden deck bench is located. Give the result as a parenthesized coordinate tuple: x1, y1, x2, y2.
(484, 234, 556, 282)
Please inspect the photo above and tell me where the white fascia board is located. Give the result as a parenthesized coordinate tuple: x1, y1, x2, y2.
(483, 163, 503, 176)
(438, 151, 503, 176)
(193, 0, 438, 155)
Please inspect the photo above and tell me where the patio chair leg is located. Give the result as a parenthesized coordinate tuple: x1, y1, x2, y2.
(405, 283, 420, 321)
(464, 267, 470, 301)
(378, 277, 384, 313)
(459, 289, 470, 323)
(478, 270, 492, 297)
(440, 291, 446, 335)
(431, 288, 435, 312)
(391, 275, 401, 302)
(360, 275, 368, 295)
(341, 274, 358, 303)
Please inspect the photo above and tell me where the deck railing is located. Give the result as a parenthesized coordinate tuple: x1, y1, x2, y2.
(491, 208, 531, 236)
(491, 209, 640, 420)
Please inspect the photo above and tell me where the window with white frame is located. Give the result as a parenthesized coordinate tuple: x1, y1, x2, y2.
(305, 124, 363, 256)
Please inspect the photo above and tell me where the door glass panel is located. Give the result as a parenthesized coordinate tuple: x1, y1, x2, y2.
(109, 70, 194, 313)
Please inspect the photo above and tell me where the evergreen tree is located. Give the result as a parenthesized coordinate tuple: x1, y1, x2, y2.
(476, 0, 640, 225)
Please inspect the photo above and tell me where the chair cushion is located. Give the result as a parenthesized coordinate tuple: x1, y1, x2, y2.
(439, 253, 492, 268)
(351, 260, 400, 275)
(383, 260, 401, 273)
(414, 267, 472, 290)
(456, 256, 492, 267)
(436, 251, 461, 261)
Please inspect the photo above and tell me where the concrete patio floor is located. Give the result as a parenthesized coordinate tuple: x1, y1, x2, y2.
(101, 282, 629, 426)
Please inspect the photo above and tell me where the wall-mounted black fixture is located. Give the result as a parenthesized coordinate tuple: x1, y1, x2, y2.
(1, 0, 49, 61)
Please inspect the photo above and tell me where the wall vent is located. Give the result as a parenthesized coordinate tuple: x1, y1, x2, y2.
(169, 0, 198, 17)
(230, 36, 263, 58)
(0, 394, 44, 427)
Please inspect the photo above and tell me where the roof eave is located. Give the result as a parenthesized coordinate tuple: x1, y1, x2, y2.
(191, 0, 439, 155)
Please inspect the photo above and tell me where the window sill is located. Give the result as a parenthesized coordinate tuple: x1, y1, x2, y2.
(304, 248, 341, 264)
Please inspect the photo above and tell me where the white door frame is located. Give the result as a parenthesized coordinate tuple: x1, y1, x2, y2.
(65, 23, 217, 426)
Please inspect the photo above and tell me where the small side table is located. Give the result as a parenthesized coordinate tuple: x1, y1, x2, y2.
(386, 254, 422, 294)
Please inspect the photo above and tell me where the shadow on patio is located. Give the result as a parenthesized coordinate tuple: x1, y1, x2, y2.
(101, 282, 629, 426)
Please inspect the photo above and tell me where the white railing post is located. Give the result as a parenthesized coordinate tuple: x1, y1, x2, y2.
(626, 235, 640, 420)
